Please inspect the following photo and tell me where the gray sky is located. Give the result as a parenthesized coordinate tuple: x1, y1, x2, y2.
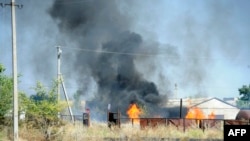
(0, 0, 249, 100)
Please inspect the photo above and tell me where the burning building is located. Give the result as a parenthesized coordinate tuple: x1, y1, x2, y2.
(185, 97, 239, 119)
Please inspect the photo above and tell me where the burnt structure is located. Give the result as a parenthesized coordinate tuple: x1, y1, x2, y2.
(107, 111, 121, 128)
(83, 112, 90, 127)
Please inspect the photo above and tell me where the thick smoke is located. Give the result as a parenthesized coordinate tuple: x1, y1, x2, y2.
(49, 0, 169, 120)
(1, 0, 247, 121)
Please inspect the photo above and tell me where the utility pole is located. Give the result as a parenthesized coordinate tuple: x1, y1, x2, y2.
(57, 46, 61, 119)
(1, 1, 22, 141)
(57, 46, 62, 103)
(56, 46, 74, 122)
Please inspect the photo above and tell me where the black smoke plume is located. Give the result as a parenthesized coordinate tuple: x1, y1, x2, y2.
(49, 0, 169, 120)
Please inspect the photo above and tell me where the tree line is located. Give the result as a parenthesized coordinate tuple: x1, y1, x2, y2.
(0, 64, 68, 139)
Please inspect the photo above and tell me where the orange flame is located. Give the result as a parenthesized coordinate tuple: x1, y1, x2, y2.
(208, 111, 215, 119)
(185, 107, 205, 119)
(127, 103, 141, 123)
(185, 107, 215, 119)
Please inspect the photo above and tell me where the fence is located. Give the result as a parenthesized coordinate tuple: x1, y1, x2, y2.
(60, 113, 250, 132)
(61, 112, 90, 127)
(119, 118, 224, 131)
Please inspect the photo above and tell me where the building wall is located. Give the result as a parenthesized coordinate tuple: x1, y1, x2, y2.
(194, 98, 240, 119)
(166, 98, 240, 120)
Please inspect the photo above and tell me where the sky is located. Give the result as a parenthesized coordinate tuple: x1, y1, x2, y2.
(0, 0, 249, 102)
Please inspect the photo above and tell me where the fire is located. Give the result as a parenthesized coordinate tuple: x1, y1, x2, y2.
(126, 103, 141, 123)
(208, 111, 215, 119)
(185, 107, 215, 119)
(185, 99, 215, 120)
(185, 107, 205, 119)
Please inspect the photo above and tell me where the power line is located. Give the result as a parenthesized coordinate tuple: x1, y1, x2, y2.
(60, 46, 217, 59)
(53, 0, 93, 5)
(59, 46, 231, 61)
(60, 46, 170, 57)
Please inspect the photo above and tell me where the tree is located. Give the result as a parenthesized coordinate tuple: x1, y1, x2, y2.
(0, 64, 13, 124)
(236, 84, 250, 109)
(24, 81, 67, 140)
(239, 84, 250, 101)
(0, 64, 30, 127)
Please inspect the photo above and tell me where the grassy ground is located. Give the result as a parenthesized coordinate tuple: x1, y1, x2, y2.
(0, 128, 10, 141)
(1, 121, 223, 141)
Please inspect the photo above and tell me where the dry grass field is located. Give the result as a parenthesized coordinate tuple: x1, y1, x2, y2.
(1, 120, 223, 141)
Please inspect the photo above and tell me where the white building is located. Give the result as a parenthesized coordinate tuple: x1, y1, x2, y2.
(189, 97, 239, 119)
(166, 97, 240, 119)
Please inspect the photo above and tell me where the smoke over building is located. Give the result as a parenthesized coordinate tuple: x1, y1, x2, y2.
(48, 0, 170, 120)
(7, 0, 246, 121)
